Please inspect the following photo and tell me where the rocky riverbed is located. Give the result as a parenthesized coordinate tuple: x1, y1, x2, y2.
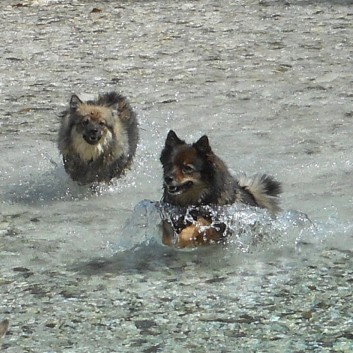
(1, 0, 353, 352)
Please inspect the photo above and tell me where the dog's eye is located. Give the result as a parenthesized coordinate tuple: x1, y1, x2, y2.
(182, 164, 195, 174)
(99, 121, 106, 127)
(81, 118, 89, 126)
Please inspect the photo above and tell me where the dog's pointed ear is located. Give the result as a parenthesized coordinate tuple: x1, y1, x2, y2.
(165, 130, 183, 147)
(160, 130, 184, 165)
(194, 135, 212, 154)
(70, 94, 82, 111)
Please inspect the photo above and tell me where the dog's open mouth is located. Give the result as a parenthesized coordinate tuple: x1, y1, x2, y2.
(83, 134, 101, 145)
(167, 181, 193, 195)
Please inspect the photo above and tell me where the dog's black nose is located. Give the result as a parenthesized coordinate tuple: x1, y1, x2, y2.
(164, 176, 173, 184)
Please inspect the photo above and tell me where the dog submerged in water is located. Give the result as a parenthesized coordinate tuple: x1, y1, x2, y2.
(160, 130, 282, 248)
(58, 92, 138, 185)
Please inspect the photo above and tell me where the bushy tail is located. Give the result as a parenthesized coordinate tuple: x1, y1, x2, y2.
(237, 173, 282, 214)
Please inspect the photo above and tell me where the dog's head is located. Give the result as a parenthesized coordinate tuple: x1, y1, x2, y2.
(160, 130, 214, 204)
(69, 94, 112, 146)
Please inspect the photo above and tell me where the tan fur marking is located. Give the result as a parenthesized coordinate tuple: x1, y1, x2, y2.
(162, 218, 222, 248)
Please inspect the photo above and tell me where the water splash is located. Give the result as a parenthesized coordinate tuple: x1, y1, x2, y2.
(117, 200, 316, 255)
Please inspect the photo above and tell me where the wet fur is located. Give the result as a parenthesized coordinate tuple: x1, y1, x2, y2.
(160, 130, 282, 247)
(58, 92, 138, 184)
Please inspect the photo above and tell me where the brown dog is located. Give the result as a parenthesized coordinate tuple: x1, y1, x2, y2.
(58, 92, 138, 185)
(160, 130, 282, 248)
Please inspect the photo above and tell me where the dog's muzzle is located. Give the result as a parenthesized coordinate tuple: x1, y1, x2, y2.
(165, 178, 193, 195)
(83, 129, 102, 145)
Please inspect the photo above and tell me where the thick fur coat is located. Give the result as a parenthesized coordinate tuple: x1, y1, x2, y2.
(58, 92, 138, 184)
(160, 130, 282, 247)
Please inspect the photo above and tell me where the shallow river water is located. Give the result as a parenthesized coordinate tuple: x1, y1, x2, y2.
(1, 0, 353, 352)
